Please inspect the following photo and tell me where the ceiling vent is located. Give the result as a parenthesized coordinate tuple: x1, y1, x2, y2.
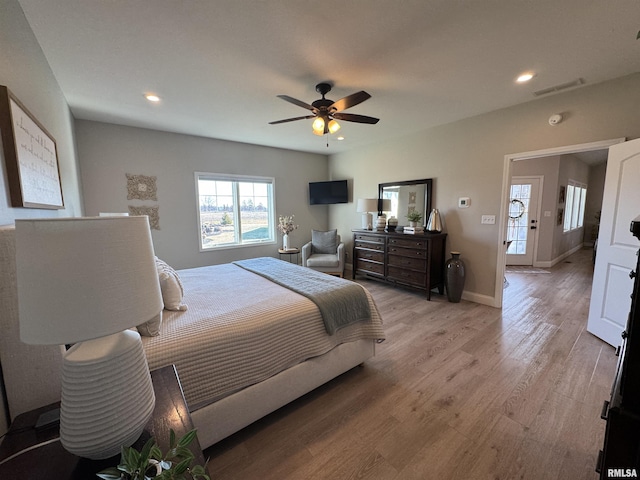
(533, 78, 585, 97)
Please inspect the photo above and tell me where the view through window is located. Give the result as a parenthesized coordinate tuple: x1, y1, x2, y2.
(196, 173, 275, 250)
(563, 180, 587, 233)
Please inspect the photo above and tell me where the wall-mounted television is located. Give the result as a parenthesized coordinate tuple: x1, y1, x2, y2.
(309, 180, 348, 205)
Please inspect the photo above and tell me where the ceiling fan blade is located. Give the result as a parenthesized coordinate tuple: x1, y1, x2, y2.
(330, 91, 371, 113)
(332, 112, 379, 124)
(269, 115, 316, 125)
(277, 95, 317, 112)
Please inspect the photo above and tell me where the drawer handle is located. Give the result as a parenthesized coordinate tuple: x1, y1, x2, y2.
(600, 400, 609, 420)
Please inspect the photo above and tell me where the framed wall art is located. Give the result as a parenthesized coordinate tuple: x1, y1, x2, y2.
(126, 173, 157, 201)
(0, 86, 64, 209)
(128, 205, 160, 230)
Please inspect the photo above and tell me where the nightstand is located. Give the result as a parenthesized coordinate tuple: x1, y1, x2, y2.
(278, 247, 300, 264)
(0, 365, 205, 479)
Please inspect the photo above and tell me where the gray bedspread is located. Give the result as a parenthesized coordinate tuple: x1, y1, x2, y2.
(234, 257, 371, 335)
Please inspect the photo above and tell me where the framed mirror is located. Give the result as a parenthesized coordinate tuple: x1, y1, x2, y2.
(378, 179, 433, 227)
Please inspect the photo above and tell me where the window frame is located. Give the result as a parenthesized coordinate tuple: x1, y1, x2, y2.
(195, 172, 276, 251)
(562, 179, 587, 233)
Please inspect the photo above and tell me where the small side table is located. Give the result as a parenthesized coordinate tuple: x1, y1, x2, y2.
(278, 247, 300, 264)
(0, 365, 205, 479)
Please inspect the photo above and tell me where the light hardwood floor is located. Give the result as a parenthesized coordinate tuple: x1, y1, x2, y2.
(204, 248, 616, 479)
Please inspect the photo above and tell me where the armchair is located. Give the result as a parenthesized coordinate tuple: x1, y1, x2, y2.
(301, 229, 345, 277)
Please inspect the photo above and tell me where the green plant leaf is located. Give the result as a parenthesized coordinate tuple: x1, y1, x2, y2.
(190, 464, 211, 480)
(173, 457, 191, 475)
(150, 445, 163, 461)
(177, 429, 198, 448)
(175, 446, 194, 459)
(139, 437, 157, 462)
(96, 467, 123, 480)
(169, 429, 176, 448)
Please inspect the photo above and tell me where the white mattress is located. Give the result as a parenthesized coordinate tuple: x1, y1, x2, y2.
(142, 263, 384, 410)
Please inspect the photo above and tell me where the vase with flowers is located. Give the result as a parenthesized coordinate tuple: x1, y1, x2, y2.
(277, 215, 298, 251)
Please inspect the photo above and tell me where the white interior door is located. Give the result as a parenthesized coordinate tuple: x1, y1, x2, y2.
(506, 177, 541, 266)
(587, 138, 640, 347)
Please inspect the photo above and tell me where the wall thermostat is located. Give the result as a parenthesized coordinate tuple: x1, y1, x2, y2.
(458, 197, 470, 208)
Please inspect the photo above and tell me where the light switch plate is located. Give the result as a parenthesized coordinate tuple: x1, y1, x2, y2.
(481, 215, 496, 225)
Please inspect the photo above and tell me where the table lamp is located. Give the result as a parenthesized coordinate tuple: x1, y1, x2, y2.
(15, 216, 163, 460)
(357, 198, 378, 230)
(376, 199, 392, 231)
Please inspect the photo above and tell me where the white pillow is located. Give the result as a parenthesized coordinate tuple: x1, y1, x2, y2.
(137, 311, 162, 337)
(155, 257, 188, 311)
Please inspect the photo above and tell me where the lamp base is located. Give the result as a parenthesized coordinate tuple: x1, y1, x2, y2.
(361, 212, 373, 230)
(59, 330, 155, 460)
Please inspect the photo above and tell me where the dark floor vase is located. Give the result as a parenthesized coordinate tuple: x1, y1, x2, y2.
(445, 252, 465, 303)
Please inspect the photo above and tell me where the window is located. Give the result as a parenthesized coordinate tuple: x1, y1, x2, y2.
(195, 173, 275, 250)
(563, 180, 587, 233)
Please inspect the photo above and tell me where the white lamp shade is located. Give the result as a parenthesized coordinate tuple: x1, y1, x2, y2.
(16, 216, 162, 345)
(356, 198, 378, 213)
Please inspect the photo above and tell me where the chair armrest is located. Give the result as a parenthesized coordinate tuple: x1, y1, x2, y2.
(337, 242, 345, 262)
(301, 241, 312, 265)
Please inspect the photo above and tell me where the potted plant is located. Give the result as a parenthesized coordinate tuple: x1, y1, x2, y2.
(406, 211, 423, 227)
(96, 429, 210, 480)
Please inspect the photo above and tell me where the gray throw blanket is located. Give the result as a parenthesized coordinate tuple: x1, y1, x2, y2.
(234, 257, 371, 335)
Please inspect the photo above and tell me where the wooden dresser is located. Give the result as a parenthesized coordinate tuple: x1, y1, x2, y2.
(352, 229, 447, 300)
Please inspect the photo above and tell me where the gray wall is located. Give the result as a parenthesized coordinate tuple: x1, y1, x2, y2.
(584, 162, 607, 246)
(76, 120, 330, 269)
(0, 0, 84, 226)
(0, 0, 85, 436)
(328, 73, 640, 304)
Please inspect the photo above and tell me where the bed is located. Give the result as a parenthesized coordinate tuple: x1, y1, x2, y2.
(0, 226, 384, 448)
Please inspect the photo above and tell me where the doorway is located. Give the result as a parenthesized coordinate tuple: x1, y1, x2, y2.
(494, 138, 626, 308)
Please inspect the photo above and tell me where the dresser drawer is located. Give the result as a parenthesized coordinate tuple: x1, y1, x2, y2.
(355, 240, 384, 252)
(388, 237, 427, 249)
(356, 259, 384, 276)
(355, 249, 384, 263)
(388, 253, 426, 270)
(387, 266, 426, 286)
(354, 233, 385, 245)
(388, 245, 427, 259)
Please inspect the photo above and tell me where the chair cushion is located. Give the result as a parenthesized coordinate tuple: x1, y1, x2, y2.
(311, 229, 337, 254)
(306, 253, 340, 268)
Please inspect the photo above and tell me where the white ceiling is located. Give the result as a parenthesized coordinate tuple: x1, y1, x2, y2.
(17, 0, 640, 155)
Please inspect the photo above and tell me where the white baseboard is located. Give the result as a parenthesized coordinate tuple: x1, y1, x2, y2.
(533, 243, 583, 268)
(461, 291, 500, 308)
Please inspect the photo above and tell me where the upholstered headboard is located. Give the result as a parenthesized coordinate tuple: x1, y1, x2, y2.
(0, 225, 64, 430)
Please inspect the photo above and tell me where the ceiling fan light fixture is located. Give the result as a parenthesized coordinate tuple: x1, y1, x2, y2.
(328, 119, 341, 134)
(312, 116, 325, 135)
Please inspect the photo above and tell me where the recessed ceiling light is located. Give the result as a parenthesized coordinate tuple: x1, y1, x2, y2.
(337, 136, 345, 141)
(144, 93, 161, 102)
(516, 72, 535, 83)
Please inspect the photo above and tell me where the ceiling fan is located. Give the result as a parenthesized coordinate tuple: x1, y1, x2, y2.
(269, 83, 379, 136)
